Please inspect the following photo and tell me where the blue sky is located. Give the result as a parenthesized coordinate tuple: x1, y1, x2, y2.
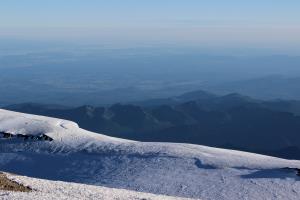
(1, 0, 300, 51)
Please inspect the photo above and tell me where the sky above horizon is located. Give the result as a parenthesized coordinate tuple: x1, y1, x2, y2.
(1, 0, 300, 52)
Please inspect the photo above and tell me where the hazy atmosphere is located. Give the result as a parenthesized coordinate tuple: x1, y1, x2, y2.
(1, 1, 300, 106)
(1, 0, 300, 50)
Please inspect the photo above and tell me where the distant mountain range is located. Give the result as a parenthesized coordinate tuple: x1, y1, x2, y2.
(204, 75, 300, 100)
(5, 90, 300, 159)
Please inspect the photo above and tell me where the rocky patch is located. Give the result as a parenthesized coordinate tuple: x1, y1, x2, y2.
(0, 132, 53, 141)
(0, 173, 31, 192)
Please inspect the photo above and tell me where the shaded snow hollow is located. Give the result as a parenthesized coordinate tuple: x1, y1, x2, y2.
(0, 109, 300, 200)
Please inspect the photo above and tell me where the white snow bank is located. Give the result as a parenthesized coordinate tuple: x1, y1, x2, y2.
(1, 173, 191, 200)
(0, 109, 130, 146)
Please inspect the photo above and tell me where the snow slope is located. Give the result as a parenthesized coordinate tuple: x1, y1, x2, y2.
(1, 108, 300, 199)
(1, 172, 189, 200)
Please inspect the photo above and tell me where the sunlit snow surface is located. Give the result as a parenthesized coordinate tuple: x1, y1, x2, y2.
(1, 173, 189, 200)
(1, 109, 300, 200)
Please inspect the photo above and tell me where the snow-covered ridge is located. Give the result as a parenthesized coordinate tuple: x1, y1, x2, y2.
(0, 108, 299, 169)
(1, 108, 300, 200)
(0, 108, 125, 144)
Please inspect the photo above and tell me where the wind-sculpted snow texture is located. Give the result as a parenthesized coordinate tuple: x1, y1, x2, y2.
(0, 109, 300, 199)
(1, 173, 189, 200)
